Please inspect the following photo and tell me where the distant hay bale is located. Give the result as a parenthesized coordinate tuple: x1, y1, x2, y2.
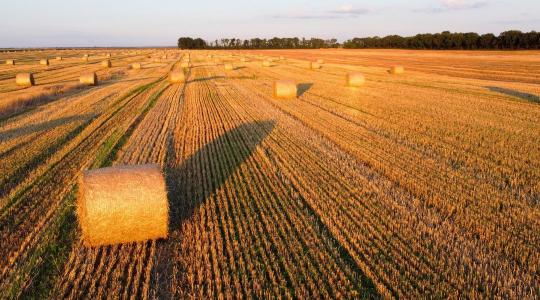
(40, 59, 49, 66)
(80, 72, 98, 86)
(390, 65, 405, 74)
(273, 80, 297, 99)
(169, 70, 185, 83)
(346, 72, 365, 87)
(6, 59, 15, 65)
(106, 53, 111, 58)
(153, 58, 161, 63)
(131, 63, 141, 70)
(279, 56, 285, 60)
(77, 164, 169, 246)
(15, 73, 34, 87)
(101, 60, 112, 68)
(240, 57, 248, 62)
(317, 59, 325, 64)
(180, 62, 191, 68)
(224, 63, 234, 71)
(82, 55, 89, 62)
(161, 55, 167, 59)
(262, 60, 272, 67)
(56, 56, 62, 61)
(310, 62, 321, 69)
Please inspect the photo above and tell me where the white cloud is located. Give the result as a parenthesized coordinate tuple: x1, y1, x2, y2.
(273, 5, 371, 19)
(440, 0, 488, 10)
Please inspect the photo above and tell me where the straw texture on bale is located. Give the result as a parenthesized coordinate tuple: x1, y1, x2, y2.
(16, 73, 34, 87)
(273, 80, 297, 99)
(347, 72, 366, 87)
(390, 65, 405, 74)
(224, 63, 234, 71)
(80, 72, 98, 86)
(101, 60, 112, 68)
(77, 164, 169, 246)
(310, 62, 321, 69)
(6, 59, 15, 65)
(131, 63, 141, 70)
(169, 70, 185, 83)
(40, 59, 49, 66)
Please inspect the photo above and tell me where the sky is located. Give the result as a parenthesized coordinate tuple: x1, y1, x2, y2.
(0, 0, 539, 48)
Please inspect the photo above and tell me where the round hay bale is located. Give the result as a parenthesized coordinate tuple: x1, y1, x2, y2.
(390, 65, 405, 74)
(273, 80, 297, 99)
(169, 70, 185, 83)
(310, 62, 321, 69)
(6, 59, 15, 65)
(131, 63, 142, 70)
(80, 72, 98, 86)
(279, 56, 285, 61)
(180, 62, 191, 68)
(77, 164, 169, 246)
(56, 56, 62, 61)
(106, 53, 111, 58)
(224, 63, 234, 71)
(101, 59, 112, 68)
(240, 57, 248, 62)
(347, 72, 365, 87)
(317, 59, 325, 64)
(262, 60, 272, 67)
(15, 73, 34, 87)
(40, 59, 49, 66)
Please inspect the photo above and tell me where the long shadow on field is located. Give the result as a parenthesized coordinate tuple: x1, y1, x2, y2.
(151, 120, 275, 297)
(297, 83, 313, 97)
(189, 75, 225, 83)
(0, 114, 94, 142)
(165, 120, 276, 230)
(485, 86, 540, 104)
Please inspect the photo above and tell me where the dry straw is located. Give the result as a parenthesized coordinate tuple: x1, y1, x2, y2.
(15, 73, 34, 87)
(181, 62, 191, 68)
(80, 72, 98, 86)
(6, 59, 15, 65)
(347, 72, 365, 87)
(169, 70, 185, 83)
(101, 60, 112, 68)
(40, 59, 49, 66)
(224, 63, 234, 71)
(262, 60, 272, 67)
(240, 57, 248, 62)
(317, 59, 325, 64)
(310, 62, 321, 69)
(106, 53, 111, 58)
(56, 56, 62, 61)
(77, 164, 169, 246)
(390, 65, 405, 74)
(273, 80, 297, 99)
(131, 63, 141, 70)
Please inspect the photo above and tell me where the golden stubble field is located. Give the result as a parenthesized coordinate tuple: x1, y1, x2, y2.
(0, 48, 539, 299)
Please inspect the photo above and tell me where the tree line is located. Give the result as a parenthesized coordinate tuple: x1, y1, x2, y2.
(179, 30, 540, 50)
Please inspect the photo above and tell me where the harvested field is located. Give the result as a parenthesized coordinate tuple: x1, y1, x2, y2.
(1, 49, 539, 299)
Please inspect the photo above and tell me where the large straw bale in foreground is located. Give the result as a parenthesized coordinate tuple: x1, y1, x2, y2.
(40, 59, 49, 66)
(273, 80, 297, 99)
(169, 70, 185, 83)
(80, 72, 98, 86)
(390, 65, 405, 74)
(16, 73, 34, 87)
(347, 72, 365, 87)
(78, 164, 169, 246)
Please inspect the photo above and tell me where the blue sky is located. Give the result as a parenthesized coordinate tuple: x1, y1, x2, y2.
(1, 0, 538, 47)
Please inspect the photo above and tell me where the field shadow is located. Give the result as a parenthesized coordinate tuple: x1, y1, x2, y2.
(0, 114, 93, 142)
(485, 86, 540, 104)
(165, 120, 275, 230)
(298, 83, 313, 97)
(151, 120, 275, 298)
